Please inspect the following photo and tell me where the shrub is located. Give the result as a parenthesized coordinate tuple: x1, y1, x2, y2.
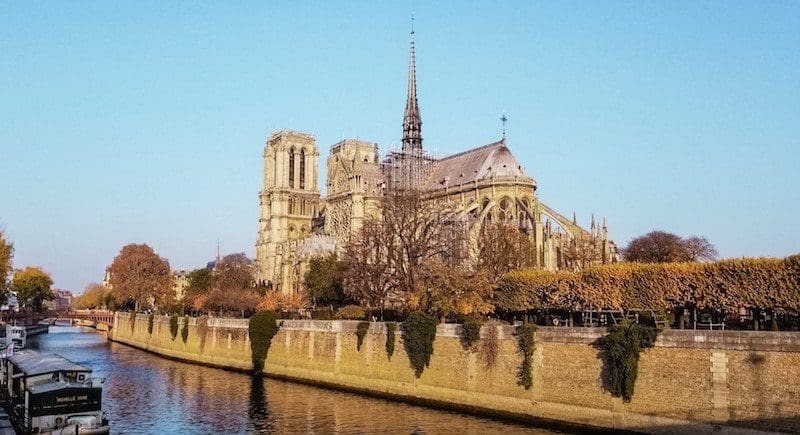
(604, 323, 658, 402)
(336, 305, 366, 320)
(169, 315, 179, 340)
(248, 311, 279, 372)
(460, 314, 484, 351)
(516, 323, 537, 390)
(356, 321, 370, 351)
(479, 320, 501, 370)
(385, 322, 396, 360)
(181, 316, 190, 344)
(129, 311, 137, 333)
(402, 311, 439, 378)
(147, 313, 154, 335)
(196, 316, 209, 351)
(495, 256, 800, 313)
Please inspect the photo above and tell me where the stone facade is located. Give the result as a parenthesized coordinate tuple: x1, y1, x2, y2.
(254, 33, 619, 292)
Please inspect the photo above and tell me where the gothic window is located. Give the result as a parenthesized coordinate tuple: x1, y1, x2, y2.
(288, 147, 295, 188)
(299, 148, 306, 189)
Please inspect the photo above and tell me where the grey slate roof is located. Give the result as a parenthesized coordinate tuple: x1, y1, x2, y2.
(8, 351, 91, 376)
(422, 140, 533, 190)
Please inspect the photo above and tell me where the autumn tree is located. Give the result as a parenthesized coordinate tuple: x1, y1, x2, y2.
(476, 222, 537, 281)
(623, 231, 718, 263)
(75, 283, 109, 309)
(304, 255, 347, 307)
(12, 266, 55, 311)
(203, 253, 259, 316)
(415, 258, 494, 318)
(563, 232, 604, 271)
(108, 243, 173, 312)
(342, 219, 397, 318)
(0, 229, 12, 303)
(183, 268, 214, 310)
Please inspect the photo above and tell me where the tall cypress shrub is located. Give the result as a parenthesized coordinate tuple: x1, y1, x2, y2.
(249, 311, 279, 373)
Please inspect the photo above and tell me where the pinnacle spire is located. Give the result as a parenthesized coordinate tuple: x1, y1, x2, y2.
(402, 16, 422, 152)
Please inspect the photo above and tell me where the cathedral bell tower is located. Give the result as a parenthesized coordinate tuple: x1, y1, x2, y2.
(255, 130, 320, 291)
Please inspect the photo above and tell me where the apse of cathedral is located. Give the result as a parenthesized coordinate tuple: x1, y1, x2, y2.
(254, 31, 619, 293)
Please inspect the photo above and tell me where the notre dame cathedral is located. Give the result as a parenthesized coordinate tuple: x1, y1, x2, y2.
(255, 31, 619, 293)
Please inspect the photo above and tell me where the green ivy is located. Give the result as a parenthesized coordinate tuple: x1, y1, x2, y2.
(147, 313, 155, 335)
(169, 315, 179, 340)
(356, 321, 370, 351)
(605, 323, 658, 402)
(385, 322, 396, 360)
(460, 315, 484, 351)
(181, 316, 190, 344)
(129, 311, 137, 333)
(248, 311, 279, 373)
(402, 312, 439, 378)
(516, 323, 537, 390)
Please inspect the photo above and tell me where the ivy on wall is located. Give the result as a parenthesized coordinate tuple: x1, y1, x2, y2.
(147, 313, 155, 335)
(385, 323, 396, 360)
(516, 323, 537, 390)
(460, 315, 483, 351)
(129, 312, 137, 333)
(604, 323, 658, 402)
(402, 312, 439, 378)
(356, 322, 370, 351)
(249, 311, 279, 373)
(169, 315, 179, 340)
(181, 316, 190, 344)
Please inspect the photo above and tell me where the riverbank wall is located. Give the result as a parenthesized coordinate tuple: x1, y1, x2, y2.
(110, 313, 800, 434)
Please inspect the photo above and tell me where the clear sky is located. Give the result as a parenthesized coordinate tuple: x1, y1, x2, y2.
(2, 2, 799, 293)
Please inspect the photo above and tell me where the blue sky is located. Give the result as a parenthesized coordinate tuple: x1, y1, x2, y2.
(1, 2, 798, 292)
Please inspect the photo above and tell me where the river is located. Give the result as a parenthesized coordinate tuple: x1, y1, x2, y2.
(27, 326, 568, 434)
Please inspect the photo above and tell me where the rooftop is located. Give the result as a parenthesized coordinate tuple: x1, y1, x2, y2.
(8, 351, 92, 376)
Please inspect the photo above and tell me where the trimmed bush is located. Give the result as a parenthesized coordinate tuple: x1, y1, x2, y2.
(169, 315, 179, 340)
(495, 256, 800, 312)
(460, 314, 483, 351)
(181, 316, 190, 344)
(248, 311, 279, 372)
(356, 321, 370, 351)
(402, 312, 439, 378)
(516, 323, 537, 390)
(147, 313, 154, 335)
(604, 323, 658, 402)
(336, 305, 366, 320)
(385, 322, 396, 360)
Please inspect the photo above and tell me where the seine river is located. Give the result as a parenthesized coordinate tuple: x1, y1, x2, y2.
(28, 327, 567, 434)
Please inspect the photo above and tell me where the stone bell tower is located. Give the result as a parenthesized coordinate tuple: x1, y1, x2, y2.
(255, 130, 320, 290)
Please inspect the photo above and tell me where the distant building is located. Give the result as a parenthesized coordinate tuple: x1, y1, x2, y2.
(44, 289, 73, 311)
(173, 270, 189, 301)
(1, 291, 20, 312)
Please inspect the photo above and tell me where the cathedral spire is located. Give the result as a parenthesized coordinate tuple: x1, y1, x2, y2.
(402, 14, 422, 152)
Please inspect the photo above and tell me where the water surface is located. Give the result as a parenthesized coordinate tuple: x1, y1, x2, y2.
(28, 327, 567, 434)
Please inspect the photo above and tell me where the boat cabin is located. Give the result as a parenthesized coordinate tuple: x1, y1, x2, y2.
(2, 351, 105, 433)
(5, 325, 27, 349)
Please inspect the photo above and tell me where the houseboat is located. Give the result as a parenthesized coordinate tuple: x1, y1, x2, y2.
(1, 350, 109, 434)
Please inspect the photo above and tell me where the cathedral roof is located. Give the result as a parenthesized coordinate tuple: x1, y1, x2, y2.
(422, 139, 533, 190)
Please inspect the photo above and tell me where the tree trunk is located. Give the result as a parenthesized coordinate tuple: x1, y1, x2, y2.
(676, 307, 685, 330)
(752, 308, 761, 331)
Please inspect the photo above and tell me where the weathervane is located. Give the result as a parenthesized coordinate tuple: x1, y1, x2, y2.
(500, 112, 508, 138)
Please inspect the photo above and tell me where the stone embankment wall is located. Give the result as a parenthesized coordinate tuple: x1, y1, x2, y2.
(110, 314, 800, 434)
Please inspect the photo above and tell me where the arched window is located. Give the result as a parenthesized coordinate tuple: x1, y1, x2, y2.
(299, 148, 306, 189)
(288, 147, 295, 188)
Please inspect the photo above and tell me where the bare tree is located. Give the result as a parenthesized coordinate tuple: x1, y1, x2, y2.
(341, 190, 466, 317)
(563, 232, 604, 271)
(204, 253, 259, 316)
(476, 222, 537, 281)
(683, 236, 718, 262)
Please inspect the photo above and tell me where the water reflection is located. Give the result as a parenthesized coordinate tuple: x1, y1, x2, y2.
(29, 327, 564, 434)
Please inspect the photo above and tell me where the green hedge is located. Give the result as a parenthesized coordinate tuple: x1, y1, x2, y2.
(402, 311, 439, 378)
(169, 315, 179, 340)
(495, 255, 800, 312)
(248, 311, 279, 372)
